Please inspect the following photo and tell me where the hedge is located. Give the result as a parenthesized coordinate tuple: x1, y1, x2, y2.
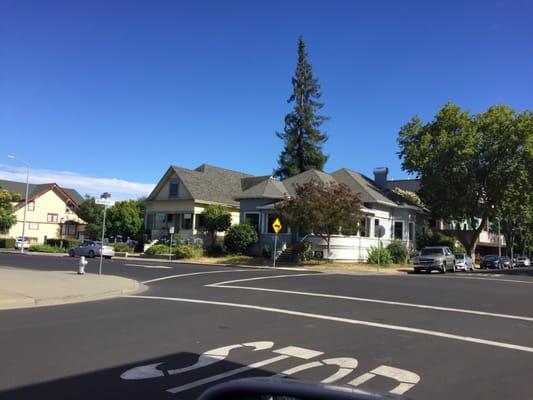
(145, 244, 170, 256)
(28, 244, 66, 253)
(0, 238, 16, 248)
(224, 224, 258, 254)
(367, 246, 393, 266)
(46, 238, 81, 249)
(114, 242, 135, 253)
(174, 244, 203, 259)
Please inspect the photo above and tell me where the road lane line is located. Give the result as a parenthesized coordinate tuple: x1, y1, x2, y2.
(125, 295, 533, 354)
(208, 273, 323, 286)
(141, 269, 250, 284)
(125, 263, 173, 269)
(439, 275, 533, 284)
(209, 284, 533, 322)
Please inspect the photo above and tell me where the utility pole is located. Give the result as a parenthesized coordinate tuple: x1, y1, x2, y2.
(7, 156, 30, 254)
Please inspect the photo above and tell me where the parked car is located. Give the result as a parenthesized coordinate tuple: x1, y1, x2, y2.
(454, 253, 475, 271)
(412, 246, 456, 273)
(500, 256, 513, 269)
(516, 256, 531, 267)
(14, 236, 30, 249)
(68, 240, 115, 259)
(480, 255, 503, 269)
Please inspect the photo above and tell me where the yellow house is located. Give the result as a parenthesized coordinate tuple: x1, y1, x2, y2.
(145, 164, 264, 242)
(0, 179, 86, 244)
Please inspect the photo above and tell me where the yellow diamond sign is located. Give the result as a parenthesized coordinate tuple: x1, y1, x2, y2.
(272, 218, 282, 234)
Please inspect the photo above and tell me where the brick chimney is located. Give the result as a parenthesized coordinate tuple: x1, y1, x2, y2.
(373, 167, 389, 189)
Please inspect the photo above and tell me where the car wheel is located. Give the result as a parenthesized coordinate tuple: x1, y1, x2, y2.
(88, 250, 95, 258)
(69, 250, 75, 257)
(451, 262, 456, 273)
(104, 256, 111, 260)
(440, 263, 446, 274)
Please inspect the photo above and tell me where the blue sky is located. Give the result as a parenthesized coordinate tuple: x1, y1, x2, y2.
(1, 0, 532, 199)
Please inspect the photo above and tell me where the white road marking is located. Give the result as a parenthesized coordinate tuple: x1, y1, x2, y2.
(125, 295, 533, 354)
(141, 269, 249, 284)
(440, 275, 533, 284)
(277, 357, 358, 384)
(209, 284, 533, 322)
(274, 346, 323, 359)
(166, 345, 322, 394)
(208, 273, 323, 286)
(348, 365, 420, 395)
(121, 341, 274, 380)
(124, 263, 173, 269)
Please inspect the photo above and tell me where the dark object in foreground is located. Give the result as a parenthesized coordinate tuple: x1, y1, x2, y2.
(198, 377, 406, 400)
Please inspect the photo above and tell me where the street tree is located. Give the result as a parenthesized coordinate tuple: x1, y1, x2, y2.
(77, 196, 104, 239)
(201, 204, 232, 244)
(398, 103, 532, 258)
(0, 189, 20, 233)
(275, 180, 362, 258)
(106, 200, 143, 240)
(274, 36, 329, 179)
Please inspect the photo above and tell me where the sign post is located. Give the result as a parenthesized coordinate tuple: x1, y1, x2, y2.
(169, 226, 175, 262)
(272, 218, 282, 268)
(375, 225, 385, 273)
(95, 194, 114, 275)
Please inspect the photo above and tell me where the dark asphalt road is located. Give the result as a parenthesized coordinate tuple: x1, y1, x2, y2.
(1, 253, 532, 400)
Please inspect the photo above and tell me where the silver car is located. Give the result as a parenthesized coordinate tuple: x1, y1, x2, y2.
(69, 240, 115, 259)
(454, 253, 475, 271)
(412, 246, 456, 273)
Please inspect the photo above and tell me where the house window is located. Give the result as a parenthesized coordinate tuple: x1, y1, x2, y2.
(409, 222, 415, 241)
(182, 213, 193, 230)
(394, 221, 404, 240)
(154, 213, 167, 229)
(47, 213, 59, 222)
(27, 201, 35, 211)
(28, 222, 39, 230)
(195, 214, 206, 229)
(267, 214, 287, 234)
(66, 223, 77, 236)
(244, 213, 260, 233)
(359, 218, 367, 237)
(169, 180, 179, 199)
(374, 219, 380, 238)
(146, 213, 154, 229)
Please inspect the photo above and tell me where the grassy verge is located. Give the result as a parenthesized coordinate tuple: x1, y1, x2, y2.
(28, 244, 67, 253)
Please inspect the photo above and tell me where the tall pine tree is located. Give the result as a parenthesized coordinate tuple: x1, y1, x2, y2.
(274, 36, 329, 179)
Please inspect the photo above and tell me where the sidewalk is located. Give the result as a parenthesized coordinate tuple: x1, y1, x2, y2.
(0, 267, 145, 310)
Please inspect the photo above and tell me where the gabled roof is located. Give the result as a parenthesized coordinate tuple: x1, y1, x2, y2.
(331, 168, 398, 207)
(0, 179, 84, 208)
(148, 164, 253, 206)
(235, 178, 287, 200)
(283, 169, 337, 196)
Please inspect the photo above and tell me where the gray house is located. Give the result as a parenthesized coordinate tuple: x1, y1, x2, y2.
(236, 168, 426, 261)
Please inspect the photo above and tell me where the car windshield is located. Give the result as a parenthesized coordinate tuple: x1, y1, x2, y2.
(421, 248, 443, 255)
(484, 255, 498, 260)
(454, 254, 465, 259)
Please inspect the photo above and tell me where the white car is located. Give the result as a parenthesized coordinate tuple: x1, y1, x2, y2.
(516, 256, 531, 267)
(14, 237, 30, 249)
(454, 253, 475, 271)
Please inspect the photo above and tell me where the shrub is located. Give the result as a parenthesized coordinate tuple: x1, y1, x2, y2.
(174, 244, 203, 259)
(0, 238, 15, 248)
(114, 242, 135, 253)
(262, 244, 271, 258)
(367, 246, 393, 266)
(224, 224, 258, 254)
(28, 244, 66, 253)
(46, 238, 81, 249)
(291, 241, 314, 262)
(387, 240, 409, 264)
(205, 243, 226, 257)
(145, 244, 170, 256)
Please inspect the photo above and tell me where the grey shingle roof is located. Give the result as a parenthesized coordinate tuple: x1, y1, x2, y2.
(387, 179, 421, 192)
(167, 164, 252, 206)
(283, 169, 337, 196)
(235, 178, 287, 200)
(0, 179, 84, 206)
(331, 168, 398, 207)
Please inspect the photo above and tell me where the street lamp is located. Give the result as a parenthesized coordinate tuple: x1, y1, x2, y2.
(98, 192, 111, 275)
(7, 155, 30, 254)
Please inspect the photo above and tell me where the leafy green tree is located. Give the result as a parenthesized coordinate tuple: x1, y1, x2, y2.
(201, 204, 232, 243)
(274, 36, 329, 179)
(398, 103, 532, 258)
(275, 180, 362, 258)
(224, 224, 258, 254)
(106, 200, 143, 239)
(77, 196, 104, 239)
(0, 189, 20, 233)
